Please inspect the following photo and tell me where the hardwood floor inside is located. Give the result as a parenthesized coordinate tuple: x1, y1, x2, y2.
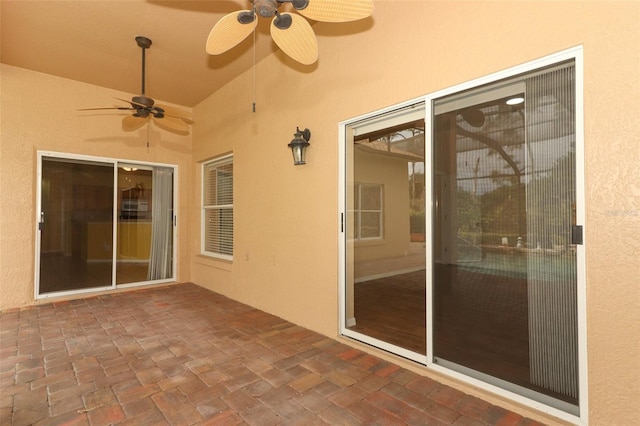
(351, 270, 427, 354)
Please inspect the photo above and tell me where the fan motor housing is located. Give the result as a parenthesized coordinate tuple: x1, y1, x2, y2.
(254, 0, 278, 17)
(132, 95, 154, 108)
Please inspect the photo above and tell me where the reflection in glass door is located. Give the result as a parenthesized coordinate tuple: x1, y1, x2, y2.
(116, 165, 174, 284)
(342, 104, 427, 357)
(38, 157, 115, 294)
(116, 165, 153, 284)
(432, 62, 580, 413)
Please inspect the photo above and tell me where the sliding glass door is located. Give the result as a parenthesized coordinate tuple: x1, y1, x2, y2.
(36, 153, 176, 297)
(38, 157, 115, 293)
(341, 104, 427, 360)
(340, 52, 584, 418)
(431, 62, 579, 413)
(117, 165, 153, 284)
(116, 165, 174, 284)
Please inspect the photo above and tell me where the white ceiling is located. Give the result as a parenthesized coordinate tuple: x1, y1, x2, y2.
(1, 0, 289, 108)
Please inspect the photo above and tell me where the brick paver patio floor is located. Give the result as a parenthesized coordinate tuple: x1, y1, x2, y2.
(0, 283, 546, 425)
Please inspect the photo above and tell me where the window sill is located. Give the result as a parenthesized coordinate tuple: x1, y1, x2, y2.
(195, 255, 233, 272)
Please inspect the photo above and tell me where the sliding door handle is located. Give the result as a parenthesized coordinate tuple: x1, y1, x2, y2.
(571, 225, 583, 245)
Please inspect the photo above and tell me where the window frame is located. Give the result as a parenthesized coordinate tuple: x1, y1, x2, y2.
(201, 154, 234, 260)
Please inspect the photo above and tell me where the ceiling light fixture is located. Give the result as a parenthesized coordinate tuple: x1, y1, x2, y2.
(506, 96, 525, 106)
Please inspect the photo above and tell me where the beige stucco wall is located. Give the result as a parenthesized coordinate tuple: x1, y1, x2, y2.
(190, 1, 639, 425)
(0, 64, 193, 307)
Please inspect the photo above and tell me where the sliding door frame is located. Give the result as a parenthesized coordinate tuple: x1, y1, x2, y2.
(425, 46, 587, 425)
(338, 46, 587, 424)
(338, 97, 429, 365)
(34, 150, 178, 299)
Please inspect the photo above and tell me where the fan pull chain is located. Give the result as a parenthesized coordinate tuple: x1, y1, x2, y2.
(252, 26, 257, 113)
(146, 120, 150, 151)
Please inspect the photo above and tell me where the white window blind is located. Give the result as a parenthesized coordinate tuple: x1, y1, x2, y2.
(202, 157, 233, 258)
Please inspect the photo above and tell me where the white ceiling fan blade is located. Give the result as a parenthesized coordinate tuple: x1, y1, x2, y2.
(122, 115, 148, 132)
(296, 0, 373, 22)
(152, 116, 190, 135)
(156, 104, 194, 124)
(270, 13, 318, 65)
(206, 10, 257, 55)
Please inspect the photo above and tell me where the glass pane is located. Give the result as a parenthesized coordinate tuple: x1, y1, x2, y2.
(204, 208, 233, 255)
(39, 158, 114, 294)
(345, 105, 426, 354)
(359, 212, 381, 239)
(216, 168, 233, 205)
(360, 185, 381, 210)
(116, 166, 153, 284)
(432, 64, 578, 410)
(204, 162, 233, 206)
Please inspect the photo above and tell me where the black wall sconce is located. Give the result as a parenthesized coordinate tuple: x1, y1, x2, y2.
(288, 127, 311, 165)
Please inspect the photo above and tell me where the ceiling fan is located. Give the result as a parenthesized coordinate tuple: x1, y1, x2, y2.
(206, 0, 374, 65)
(80, 36, 193, 135)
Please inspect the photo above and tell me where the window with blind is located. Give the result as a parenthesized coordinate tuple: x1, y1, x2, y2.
(202, 156, 233, 259)
(354, 183, 383, 239)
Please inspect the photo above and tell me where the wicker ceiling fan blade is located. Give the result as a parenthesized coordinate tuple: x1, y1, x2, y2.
(122, 115, 148, 132)
(206, 10, 257, 55)
(152, 115, 190, 135)
(78, 106, 133, 112)
(115, 97, 149, 109)
(270, 13, 318, 65)
(295, 0, 373, 22)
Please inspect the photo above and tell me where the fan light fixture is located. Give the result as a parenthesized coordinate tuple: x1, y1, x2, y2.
(206, 0, 374, 65)
(288, 127, 311, 165)
(507, 96, 525, 106)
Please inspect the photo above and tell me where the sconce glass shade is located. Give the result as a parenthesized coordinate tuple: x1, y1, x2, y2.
(288, 128, 311, 165)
